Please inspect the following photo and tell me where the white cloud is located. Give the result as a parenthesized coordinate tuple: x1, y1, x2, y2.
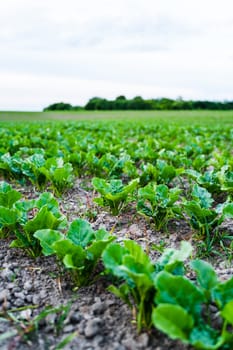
(0, 0, 233, 110)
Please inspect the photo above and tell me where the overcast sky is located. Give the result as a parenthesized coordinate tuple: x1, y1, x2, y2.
(0, 0, 233, 110)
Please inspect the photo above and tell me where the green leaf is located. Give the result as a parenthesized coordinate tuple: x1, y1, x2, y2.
(55, 332, 77, 350)
(192, 184, 213, 208)
(52, 239, 85, 262)
(87, 235, 115, 262)
(152, 304, 194, 341)
(102, 243, 129, 279)
(107, 284, 132, 307)
(212, 277, 233, 308)
(36, 192, 59, 213)
(184, 201, 217, 225)
(154, 271, 204, 317)
(190, 260, 218, 296)
(67, 219, 95, 248)
(63, 253, 86, 270)
(24, 206, 64, 234)
(221, 300, 233, 325)
(121, 255, 154, 292)
(0, 206, 18, 226)
(165, 241, 193, 266)
(156, 241, 192, 275)
(190, 325, 225, 350)
(124, 239, 153, 269)
(223, 203, 233, 218)
(0, 181, 21, 208)
(34, 229, 64, 256)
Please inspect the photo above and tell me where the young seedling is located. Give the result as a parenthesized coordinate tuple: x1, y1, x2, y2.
(34, 218, 116, 287)
(137, 183, 181, 231)
(103, 240, 192, 332)
(92, 177, 138, 215)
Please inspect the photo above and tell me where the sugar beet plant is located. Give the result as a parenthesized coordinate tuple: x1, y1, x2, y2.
(137, 183, 182, 230)
(152, 260, 233, 350)
(34, 218, 116, 287)
(183, 184, 233, 254)
(0, 152, 74, 196)
(102, 240, 192, 332)
(10, 192, 67, 258)
(0, 181, 22, 237)
(92, 177, 138, 215)
(0, 182, 67, 257)
(103, 240, 233, 349)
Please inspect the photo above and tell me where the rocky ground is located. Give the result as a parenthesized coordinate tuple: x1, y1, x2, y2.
(0, 179, 232, 350)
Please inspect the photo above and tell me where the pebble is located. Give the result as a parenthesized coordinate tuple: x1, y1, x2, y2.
(129, 224, 142, 237)
(63, 324, 75, 333)
(70, 312, 83, 324)
(92, 301, 106, 315)
(24, 281, 33, 291)
(1, 268, 15, 281)
(14, 298, 25, 307)
(14, 292, 25, 300)
(122, 337, 138, 349)
(32, 294, 40, 305)
(0, 289, 9, 302)
(137, 333, 149, 348)
(45, 313, 57, 325)
(20, 309, 32, 320)
(84, 318, 102, 338)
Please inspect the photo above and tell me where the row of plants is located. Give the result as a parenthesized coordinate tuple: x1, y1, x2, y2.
(1, 178, 233, 257)
(0, 122, 232, 195)
(92, 177, 233, 255)
(1, 180, 233, 349)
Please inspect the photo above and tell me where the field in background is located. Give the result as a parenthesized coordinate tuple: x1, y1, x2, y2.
(0, 110, 233, 126)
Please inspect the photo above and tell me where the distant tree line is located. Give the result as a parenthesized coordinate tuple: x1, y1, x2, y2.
(43, 96, 233, 111)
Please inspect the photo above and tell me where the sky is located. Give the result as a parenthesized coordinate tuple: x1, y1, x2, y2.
(0, 0, 233, 111)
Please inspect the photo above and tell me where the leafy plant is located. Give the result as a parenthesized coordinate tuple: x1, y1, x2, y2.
(183, 185, 233, 255)
(185, 169, 221, 196)
(10, 192, 67, 258)
(92, 177, 138, 215)
(152, 260, 233, 349)
(34, 218, 116, 286)
(139, 160, 181, 187)
(137, 183, 181, 230)
(103, 240, 192, 332)
(0, 181, 22, 237)
(218, 166, 233, 200)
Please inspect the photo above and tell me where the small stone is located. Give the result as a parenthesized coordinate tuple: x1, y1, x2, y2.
(39, 290, 47, 299)
(84, 318, 102, 338)
(24, 281, 33, 291)
(112, 344, 126, 350)
(14, 298, 25, 307)
(93, 334, 104, 346)
(137, 333, 149, 348)
(0, 289, 9, 302)
(122, 338, 138, 349)
(1, 268, 15, 281)
(7, 283, 15, 290)
(78, 320, 86, 335)
(46, 313, 56, 325)
(20, 309, 32, 320)
(129, 224, 142, 237)
(63, 324, 75, 333)
(32, 295, 40, 305)
(70, 312, 83, 324)
(92, 301, 106, 315)
(26, 295, 33, 303)
(14, 292, 25, 300)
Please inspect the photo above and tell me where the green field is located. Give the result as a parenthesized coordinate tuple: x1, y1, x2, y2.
(0, 110, 233, 349)
(0, 110, 233, 126)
